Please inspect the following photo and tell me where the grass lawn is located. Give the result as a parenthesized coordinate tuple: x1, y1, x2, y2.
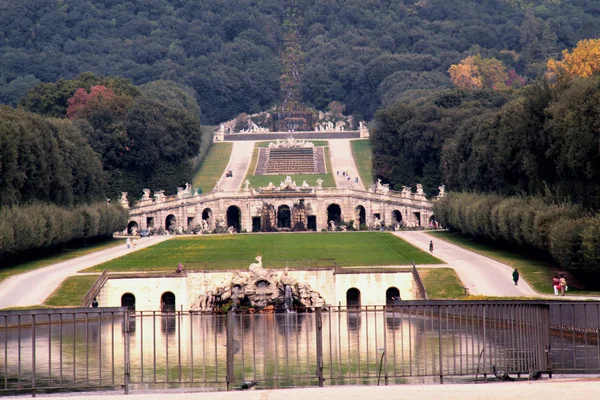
(350, 139, 373, 186)
(192, 142, 233, 193)
(44, 275, 100, 307)
(420, 268, 467, 299)
(245, 144, 336, 188)
(86, 232, 443, 272)
(428, 231, 600, 296)
(0, 239, 125, 284)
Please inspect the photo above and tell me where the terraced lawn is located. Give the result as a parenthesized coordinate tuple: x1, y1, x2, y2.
(350, 139, 373, 187)
(245, 143, 336, 188)
(86, 232, 443, 272)
(192, 142, 233, 193)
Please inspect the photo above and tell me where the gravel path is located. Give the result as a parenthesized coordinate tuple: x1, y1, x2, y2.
(395, 230, 537, 296)
(0, 236, 172, 308)
(328, 139, 366, 190)
(216, 141, 255, 191)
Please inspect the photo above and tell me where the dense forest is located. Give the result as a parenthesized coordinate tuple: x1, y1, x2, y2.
(3, 0, 600, 123)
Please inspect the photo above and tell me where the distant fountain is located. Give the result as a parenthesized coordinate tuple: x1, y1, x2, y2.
(193, 258, 326, 312)
(291, 200, 307, 231)
(284, 284, 294, 312)
(261, 203, 277, 232)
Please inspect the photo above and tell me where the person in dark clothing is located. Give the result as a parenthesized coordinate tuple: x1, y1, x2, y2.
(429, 240, 434, 252)
(512, 268, 519, 286)
(91, 297, 99, 308)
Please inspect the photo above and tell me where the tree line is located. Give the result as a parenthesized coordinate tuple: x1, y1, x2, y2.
(434, 192, 600, 276)
(2, 0, 600, 123)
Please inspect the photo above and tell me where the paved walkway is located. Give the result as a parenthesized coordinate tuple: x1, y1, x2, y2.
(328, 139, 365, 191)
(395, 231, 537, 297)
(217, 141, 255, 191)
(36, 379, 600, 400)
(0, 236, 172, 309)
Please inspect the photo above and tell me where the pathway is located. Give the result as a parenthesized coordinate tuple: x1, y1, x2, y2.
(217, 141, 255, 191)
(0, 236, 172, 309)
(328, 139, 366, 191)
(395, 231, 537, 297)
(37, 379, 600, 400)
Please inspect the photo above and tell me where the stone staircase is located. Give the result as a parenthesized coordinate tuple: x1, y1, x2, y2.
(264, 148, 315, 174)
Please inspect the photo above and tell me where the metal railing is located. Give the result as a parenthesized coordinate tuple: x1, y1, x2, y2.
(412, 262, 428, 300)
(83, 269, 109, 307)
(6, 301, 596, 396)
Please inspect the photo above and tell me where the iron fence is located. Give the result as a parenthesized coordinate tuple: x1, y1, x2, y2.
(5, 301, 600, 396)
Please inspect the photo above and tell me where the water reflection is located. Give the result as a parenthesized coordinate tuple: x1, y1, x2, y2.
(0, 307, 580, 392)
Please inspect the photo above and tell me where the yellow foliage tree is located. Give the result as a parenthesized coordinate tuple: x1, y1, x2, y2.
(449, 55, 509, 90)
(448, 56, 483, 90)
(547, 39, 600, 82)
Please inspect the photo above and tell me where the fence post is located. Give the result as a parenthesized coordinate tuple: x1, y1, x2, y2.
(438, 305, 443, 384)
(315, 307, 324, 387)
(123, 311, 130, 395)
(226, 311, 235, 391)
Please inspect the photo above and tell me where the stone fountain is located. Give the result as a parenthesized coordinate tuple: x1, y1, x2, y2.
(192, 256, 326, 312)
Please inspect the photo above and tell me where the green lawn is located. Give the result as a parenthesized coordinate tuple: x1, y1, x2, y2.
(192, 142, 233, 193)
(44, 275, 100, 307)
(420, 268, 467, 299)
(245, 144, 336, 188)
(0, 239, 125, 284)
(350, 139, 373, 186)
(85, 232, 443, 272)
(428, 231, 600, 296)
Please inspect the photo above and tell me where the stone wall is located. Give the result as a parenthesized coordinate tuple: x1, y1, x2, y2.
(97, 269, 416, 311)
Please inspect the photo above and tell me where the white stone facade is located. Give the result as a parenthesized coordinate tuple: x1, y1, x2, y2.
(97, 270, 418, 311)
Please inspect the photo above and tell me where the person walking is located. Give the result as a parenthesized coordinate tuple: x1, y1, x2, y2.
(552, 275, 560, 296)
(559, 274, 567, 296)
(512, 268, 519, 286)
(126, 237, 131, 249)
(429, 240, 434, 253)
(132, 239, 137, 249)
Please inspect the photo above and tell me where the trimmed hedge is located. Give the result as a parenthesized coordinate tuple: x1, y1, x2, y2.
(434, 192, 600, 274)
(0, 202, 127, 258)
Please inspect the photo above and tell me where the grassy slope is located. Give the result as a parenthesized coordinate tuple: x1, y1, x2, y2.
(86, 232, 443, 272)
(350, 140, 373, 187)
(44, 275, 100, 307)
(420, 268, 467, 299)
(0, 239, 124, 284)
(245, 143, 336, 188)
(192, 142, 233, 193)
(428, 231, 600, 296)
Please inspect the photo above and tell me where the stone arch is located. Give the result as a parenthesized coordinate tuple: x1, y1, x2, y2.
(161, 291, 176, 312)
(327, 203, 342, 225)
(202, 208, 212, 221)
(226, 205, 241, 233)
(386, 287, 400, 306)
(346, 287, 361, 308)
(166, 214, 177, 231)
(121, 293, 136, 311)
(127, 221, 139, 234)
(392, 210, 402, 224)
(355, 205, 366, 227)
(429, 215, 437, 228)
(277, 204, 291, 229)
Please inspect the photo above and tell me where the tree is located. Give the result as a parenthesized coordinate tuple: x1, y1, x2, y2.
(448, 55, 513, 90)
(547, 38, 600, 82)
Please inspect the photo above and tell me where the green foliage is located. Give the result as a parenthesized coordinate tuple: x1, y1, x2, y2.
(2, 0, 600, 123)
(0, 202, 127, 258)
(434, 192, 600, 275)
(0, 106, 106, 207)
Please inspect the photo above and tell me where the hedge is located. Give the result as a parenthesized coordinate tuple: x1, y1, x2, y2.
(0, 202, 127, 258)
(434, 192, 600, 274)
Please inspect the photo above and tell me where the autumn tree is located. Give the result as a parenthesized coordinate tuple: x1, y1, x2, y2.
(449, 55, 520, 90)
(547, 39, 600, 82)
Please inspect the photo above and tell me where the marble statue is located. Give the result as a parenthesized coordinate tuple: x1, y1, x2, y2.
(120, 192, 128, 206)
(301, 180, 310, 189)
(329, 220, 336, 231)
(438, 185, 446, 197)
(416, 183, 424, 195)
(153, 190, 166, 202)
(141, 189, 151, 200)
(316, 178, 323, 189)
(244, 180, 251, 191)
